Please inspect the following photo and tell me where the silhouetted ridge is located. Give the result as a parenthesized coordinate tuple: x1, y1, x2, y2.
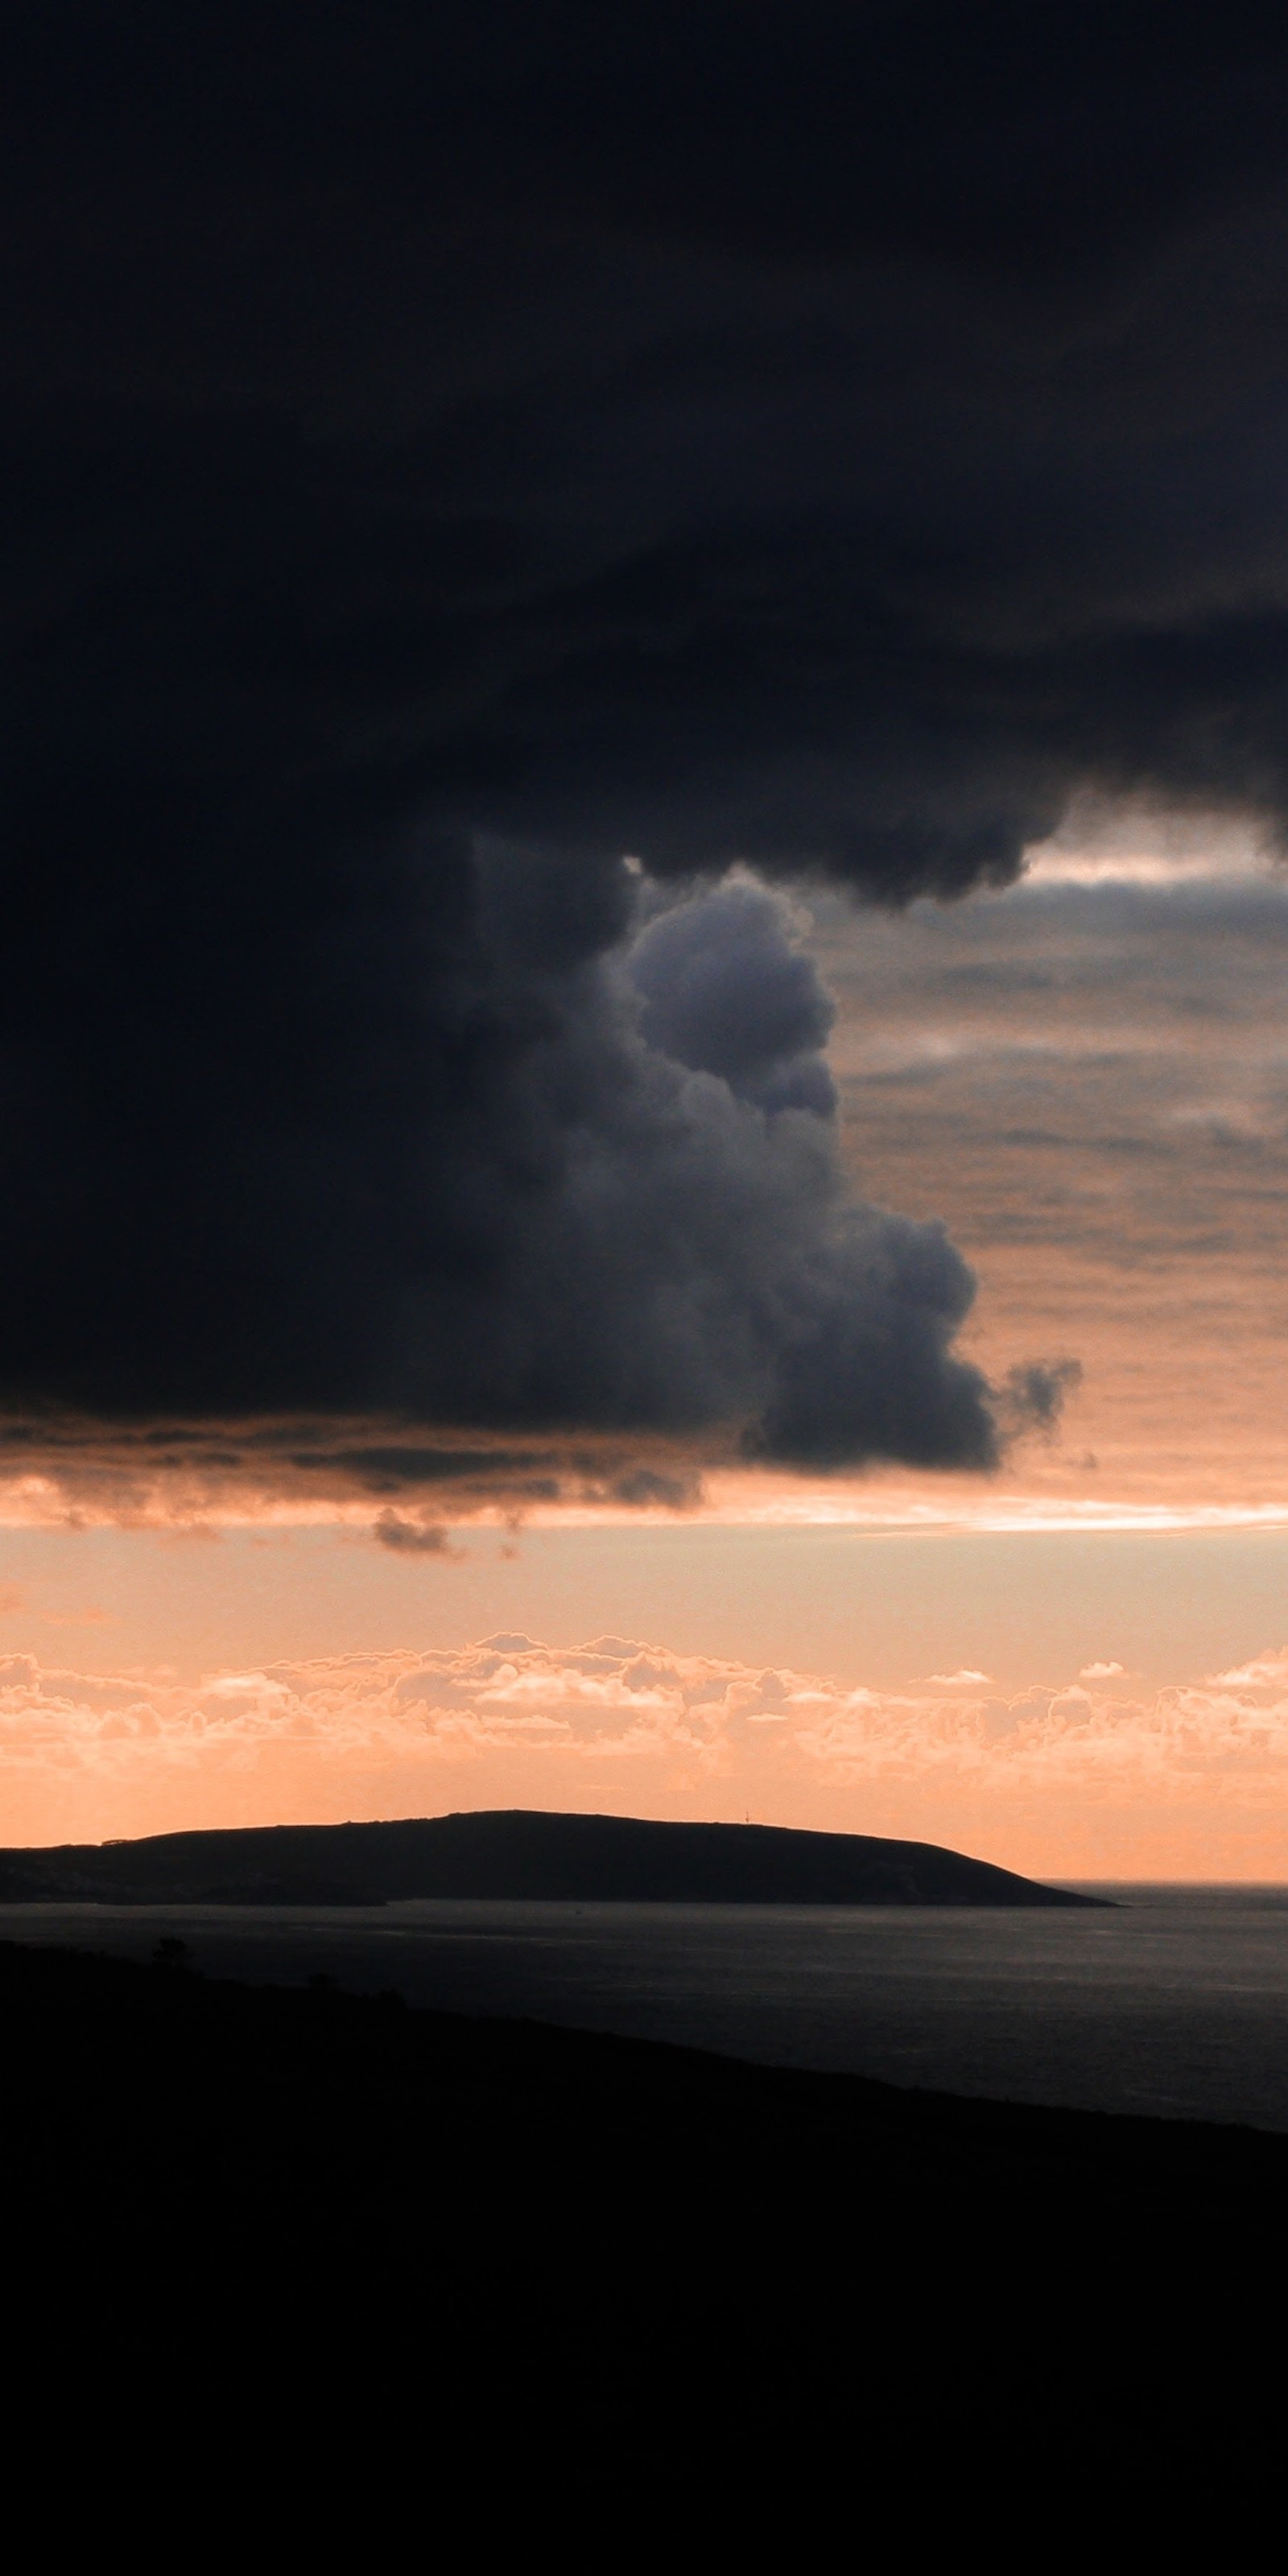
(0, 1809, 1102, 1904)
(0, 1935, 1279, 2531)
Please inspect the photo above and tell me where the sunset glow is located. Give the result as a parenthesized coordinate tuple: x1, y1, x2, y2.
(10, 1616, 1288, 1878)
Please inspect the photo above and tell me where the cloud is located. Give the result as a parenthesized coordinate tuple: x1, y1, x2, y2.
(628, 878, 837, 1116)
(1210, 1654, 1288, 1688)
(8, 14, 1288, 1468)
(0, 864, 1000, 1486)
(995, 1360, 1084, 1442)
(16, 1626, 1288, 1872)
(371, 1513, 453, 1555)
(9, 1629, 1288, 1793)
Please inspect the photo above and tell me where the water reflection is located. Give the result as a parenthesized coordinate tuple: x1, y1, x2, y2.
(6, 1887, 1288, 2130)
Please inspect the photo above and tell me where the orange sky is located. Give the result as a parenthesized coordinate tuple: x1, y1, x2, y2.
(7, 1583, 1288, 1876)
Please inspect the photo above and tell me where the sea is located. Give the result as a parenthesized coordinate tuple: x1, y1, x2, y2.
(8, 1885, 1288, 2132)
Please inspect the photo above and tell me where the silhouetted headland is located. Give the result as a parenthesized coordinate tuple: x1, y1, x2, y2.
(0, 1934, 1278, 2526)
(0, 1806, 1104, 1905)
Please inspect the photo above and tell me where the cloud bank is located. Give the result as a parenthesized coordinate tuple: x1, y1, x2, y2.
(10, 1629, 1288, 1873)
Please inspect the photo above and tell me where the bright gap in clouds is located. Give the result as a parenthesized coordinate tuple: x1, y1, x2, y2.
(1020, 799, 1278, 886)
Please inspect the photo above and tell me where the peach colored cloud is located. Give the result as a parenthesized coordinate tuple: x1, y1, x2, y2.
(10, 1630, 1288, 1875)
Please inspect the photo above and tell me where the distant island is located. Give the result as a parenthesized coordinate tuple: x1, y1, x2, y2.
(0, 1809, 1104, 1906)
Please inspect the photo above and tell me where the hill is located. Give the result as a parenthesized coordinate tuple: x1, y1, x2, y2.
(0, 1806, 1102, 1904)
(0, 1936, 1276, 2536)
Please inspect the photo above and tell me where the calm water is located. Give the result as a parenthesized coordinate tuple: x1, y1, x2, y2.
(7, 1886, 1288, 2131)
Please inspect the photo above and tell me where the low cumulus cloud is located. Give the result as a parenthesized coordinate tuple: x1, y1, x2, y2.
(10, 1631, 1288, 1867)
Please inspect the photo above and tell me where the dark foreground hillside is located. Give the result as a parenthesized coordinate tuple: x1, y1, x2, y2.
(0, 1938, 1279, 2547)
(0, 1805, 1101, 1903)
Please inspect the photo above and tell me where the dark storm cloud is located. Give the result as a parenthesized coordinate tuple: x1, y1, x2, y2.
(2, 5, 1285, 1472)
(0, 839, 998, 1472)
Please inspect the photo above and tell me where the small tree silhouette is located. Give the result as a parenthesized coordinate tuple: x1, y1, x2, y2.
(151, 1936, 191, 1971)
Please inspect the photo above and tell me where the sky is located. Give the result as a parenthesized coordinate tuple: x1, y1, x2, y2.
(7, 6, 1288, 1871)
